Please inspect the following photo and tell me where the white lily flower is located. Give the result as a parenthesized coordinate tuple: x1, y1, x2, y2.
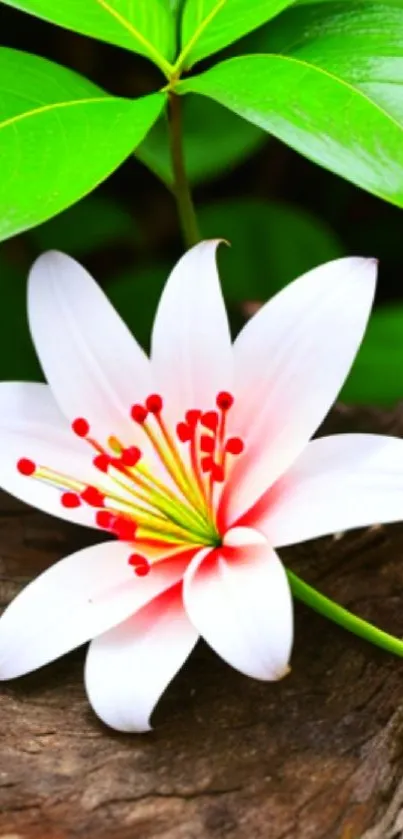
(0, 241, 402, 733)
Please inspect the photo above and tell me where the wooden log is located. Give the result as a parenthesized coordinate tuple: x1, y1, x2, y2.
(1, 404, 403, 839)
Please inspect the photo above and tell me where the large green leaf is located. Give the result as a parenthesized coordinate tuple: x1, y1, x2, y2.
(178, 0, 296, 68)
(177, 53, 403, 207)
(198, 198, 343, 300)
(341, 306, 403, 405)
(136, 94, 266, 185)
(0, 0, 175, 73)
(250, 0, 403, 125)
(0, 49, 165, 241)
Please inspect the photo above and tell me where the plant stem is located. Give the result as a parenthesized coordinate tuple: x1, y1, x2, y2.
(287, 568, 403, 658)
(168, 91, 200, 248)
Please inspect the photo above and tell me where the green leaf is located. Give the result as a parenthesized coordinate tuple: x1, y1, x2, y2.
(31, 194, 137, 256)
(250, 0, 403, 123)
(178, 0, 296, 69)
(0, 0, 175, 73)
(136, 94, 266, 185)
(177, 53, 403, 208)
(0, 49, 165, 242)
(341, 306, 403, 406)
(198, 198, 343, 300)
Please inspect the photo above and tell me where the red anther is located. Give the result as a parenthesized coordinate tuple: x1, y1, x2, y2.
(121, 446, 141, 467)
(201, 410, 218, 432)
(211, 463, 225, 483)
(17, 457, 36, 476)
(96, 510, 115, 529)
(201, 455, 214, 473)
(81, 486, 105, 508)
(200, 434, 215, 453)
(61, 492, 81, 508)
(177, 422, 191, 442)
(113, 517, 137, 541)
(72, 417, 90, 437)
(128, 553, 150, 576)
(146, 394, 163, 414)
(216, 391, 234, 411)
(93, 454, 110, 473)
(225, 437, 244, 455)
(131, 404, 148, 424)
(186, 409, 201, 427)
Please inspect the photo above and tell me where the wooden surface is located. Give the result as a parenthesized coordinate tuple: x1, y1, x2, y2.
(2, 404, 403, 839)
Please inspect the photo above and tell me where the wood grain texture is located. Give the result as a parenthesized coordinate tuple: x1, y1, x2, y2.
(2, 404, 403, 839)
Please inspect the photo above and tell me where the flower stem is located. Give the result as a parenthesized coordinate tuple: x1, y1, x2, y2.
(168, 91, 200, 248)
(286, 568, 403, 657)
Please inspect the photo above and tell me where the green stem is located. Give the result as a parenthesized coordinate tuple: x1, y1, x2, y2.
(168, 91, 200, 248)
(287, 568, 403, 658)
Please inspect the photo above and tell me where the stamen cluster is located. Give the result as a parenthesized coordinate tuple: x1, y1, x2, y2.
(17, 391, 244, 576)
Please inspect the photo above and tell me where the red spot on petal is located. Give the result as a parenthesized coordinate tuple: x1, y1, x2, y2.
(128, 553, 150, 576)
(72, 417, 90, 437)
(186, 409, 201, 427)
(201, 411, 218, 432)
(17, 458, 36, 476)
(216, 391, 234, 411)
(146, 394, 163, 414)
(113, 517, 137, 541)
(177, 421, 191, 442)
(96, 510, 115, 529)
(81, 486, 105, 507)
(131, 404, 148, 424)
(61, 492, 81, 508)
(225, 437, 244, 455)
(211, 463, 225, 483)
(121, 446, 141, 467)
(93, 454, 110, 473)
(201, 455, 214, 473)
(200, 434, 215, 453)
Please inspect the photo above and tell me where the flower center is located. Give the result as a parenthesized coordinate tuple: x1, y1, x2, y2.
(17, 391, 244, 576)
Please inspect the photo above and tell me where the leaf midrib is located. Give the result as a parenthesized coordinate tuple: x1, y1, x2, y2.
(0, 96, 124, 132)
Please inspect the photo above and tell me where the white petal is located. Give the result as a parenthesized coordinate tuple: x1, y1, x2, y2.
(250, 434, 403, 547)
(0, 381, 98, 526)
(85, 583, 198, 732)
(0, 543, 190, 679)
(222, 257, 376, 525)
(151, 241, 233, 421)
(184, 529, 293, 680)
(28, 251, 153, 448)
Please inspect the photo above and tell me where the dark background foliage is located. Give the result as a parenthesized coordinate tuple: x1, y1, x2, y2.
(1, 3, 402, 403)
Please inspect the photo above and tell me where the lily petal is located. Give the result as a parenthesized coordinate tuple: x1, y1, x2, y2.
(248, 434, 403, 547)
(85, 582, 198, 732)
(151, 241, 233, 421)
(183, 529, 293, 680)
(0, 543, 191, 679)
(222, 257, 376, 525)
(28, 251, 153, 448)
(0, 381, 99, 526)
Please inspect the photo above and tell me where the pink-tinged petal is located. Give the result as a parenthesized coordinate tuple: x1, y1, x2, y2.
(0, 543, 192, 679)
(85, 582, 198, 732)
(0, 381, 99, 526)
(183, 529, 293, 680)
(151, 241, 233, 422)
(28, 251, 153, 449)
(221, 257, 377, 526)
(248, 434, 403, 548)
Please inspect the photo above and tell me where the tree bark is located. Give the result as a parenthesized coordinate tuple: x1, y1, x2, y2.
(2, 404, 403, 839)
